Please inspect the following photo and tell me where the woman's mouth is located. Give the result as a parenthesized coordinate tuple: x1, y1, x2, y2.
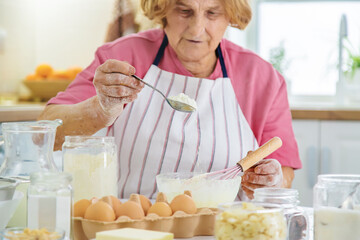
(187, 39, 202, 44)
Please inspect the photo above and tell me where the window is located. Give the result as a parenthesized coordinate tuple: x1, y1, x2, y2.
(252, 0, 360, 97)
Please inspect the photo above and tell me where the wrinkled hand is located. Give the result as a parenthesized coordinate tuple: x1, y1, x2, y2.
(241, 158, 283, 199)
(93, 59, 144, 125)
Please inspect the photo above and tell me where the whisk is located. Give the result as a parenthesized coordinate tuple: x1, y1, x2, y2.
(205, 137, 283, 180)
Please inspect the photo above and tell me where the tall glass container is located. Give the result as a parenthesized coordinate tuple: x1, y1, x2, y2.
(62, 136, 118, 202)
(254, 188, 309, 240)
(0, 120, 62, 227)
(313, 174, 360, 240)
(27, 171, 72, 239)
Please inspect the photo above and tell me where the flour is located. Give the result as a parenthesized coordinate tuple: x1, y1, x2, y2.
(63, 153, 118, 202)
(168, 93, 197, 110)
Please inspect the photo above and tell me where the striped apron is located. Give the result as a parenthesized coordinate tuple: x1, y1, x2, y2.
(110, 35, 259, 199)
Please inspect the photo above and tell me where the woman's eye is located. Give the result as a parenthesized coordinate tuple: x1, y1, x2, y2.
(207, 11, 218, 17)
(180, 9, 191, 14)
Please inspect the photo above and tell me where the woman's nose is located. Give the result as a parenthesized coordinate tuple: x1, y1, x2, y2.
(188, 15, 206, 37)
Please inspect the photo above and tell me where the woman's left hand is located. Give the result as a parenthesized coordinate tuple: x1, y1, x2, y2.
(241, 159, 283, 199)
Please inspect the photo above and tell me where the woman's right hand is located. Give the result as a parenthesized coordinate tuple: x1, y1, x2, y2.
(93, 59, 144, 125)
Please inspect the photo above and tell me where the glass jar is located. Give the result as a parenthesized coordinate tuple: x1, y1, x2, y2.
(215, 201, 287, 240)
(0, 120, 62, 227)
(27, 171, 72, 239)
(62, 136, 118, 202)
(313, 174, 360, 240)
(253, 188, 309, 240)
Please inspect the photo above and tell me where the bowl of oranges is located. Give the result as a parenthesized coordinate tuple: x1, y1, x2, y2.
(23, 64, 82, 101)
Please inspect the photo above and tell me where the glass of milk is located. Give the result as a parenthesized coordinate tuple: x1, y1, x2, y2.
(313, 174, 360, 240)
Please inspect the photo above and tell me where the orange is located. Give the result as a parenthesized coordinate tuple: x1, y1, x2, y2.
(25, 74, 40, 81)
(66, 66, 83, 80)
(48, 70, 70, 80)
(35, 64, 53, 78)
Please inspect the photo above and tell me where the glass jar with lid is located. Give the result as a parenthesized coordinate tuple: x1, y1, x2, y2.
(215, 201, 287, 240)
(27, 171, 72, 239)
(62, 136, 118, 202)
(313, 174, 360, 240)
(253, 188, 309, 240)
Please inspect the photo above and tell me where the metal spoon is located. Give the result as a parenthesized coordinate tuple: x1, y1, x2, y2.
(131, 75, 196, 113)
(339, 182, 360, 209)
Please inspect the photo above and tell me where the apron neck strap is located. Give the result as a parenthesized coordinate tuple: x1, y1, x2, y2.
(216, 44, 228, 78)
(153, 34, 228, 78)
(153, 34, 169, 66)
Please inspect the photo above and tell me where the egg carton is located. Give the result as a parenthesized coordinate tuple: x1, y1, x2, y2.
(73, 207, 218, 239)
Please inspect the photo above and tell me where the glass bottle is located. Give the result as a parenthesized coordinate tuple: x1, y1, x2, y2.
(27, 171, 72, 239)
(62, 136, 118, 202)
(313, 174, 360, 240)
(0, 119, 62, 227)
(215, 201, 287, 240)
(253, 188, 309, 240)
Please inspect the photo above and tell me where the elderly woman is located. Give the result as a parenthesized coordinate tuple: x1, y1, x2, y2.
(39, 0, 301, 199)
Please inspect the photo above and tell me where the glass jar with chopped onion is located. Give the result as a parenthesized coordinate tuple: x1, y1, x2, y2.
(215, 201, 287, 240)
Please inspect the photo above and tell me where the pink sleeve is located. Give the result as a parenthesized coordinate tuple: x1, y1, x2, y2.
(260, 73, 302, 169)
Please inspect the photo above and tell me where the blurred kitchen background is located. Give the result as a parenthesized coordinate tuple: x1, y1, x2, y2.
(1, 0, 360, 206)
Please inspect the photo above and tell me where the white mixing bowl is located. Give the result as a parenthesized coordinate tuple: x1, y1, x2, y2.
(156, 172, 242, 208)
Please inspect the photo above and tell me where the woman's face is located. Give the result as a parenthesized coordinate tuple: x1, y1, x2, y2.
(164, 0, 230, 63)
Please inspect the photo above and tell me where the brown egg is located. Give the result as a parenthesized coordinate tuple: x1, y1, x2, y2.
(170, 192, 197, 214)
(73, 199, 91, 218)
(139, 195, 152, 214)
(116, 194, 145, 220)
(84, 201, 116, 222)
(101, 195, 122, 218)
(147, 202, 172, 217)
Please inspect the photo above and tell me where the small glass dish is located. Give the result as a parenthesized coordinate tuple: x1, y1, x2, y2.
(0, 227, 65, 240)
(215, 201, 287, 240)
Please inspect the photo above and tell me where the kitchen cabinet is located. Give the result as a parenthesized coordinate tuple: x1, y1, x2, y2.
(292, 119, 360, 207)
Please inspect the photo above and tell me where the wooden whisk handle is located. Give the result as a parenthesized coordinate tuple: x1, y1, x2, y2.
(237, 137, 283, 172)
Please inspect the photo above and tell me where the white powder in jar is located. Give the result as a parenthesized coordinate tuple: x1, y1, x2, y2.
(168, 93, 197, 110)
(63, 153, 118, 202)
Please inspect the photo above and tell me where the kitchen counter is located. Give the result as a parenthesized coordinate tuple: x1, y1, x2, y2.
(1, 102, 360, 122)
(0, 103, 45, 122)
(291, 107, 360, 120)
(290, 98, 360, 120)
